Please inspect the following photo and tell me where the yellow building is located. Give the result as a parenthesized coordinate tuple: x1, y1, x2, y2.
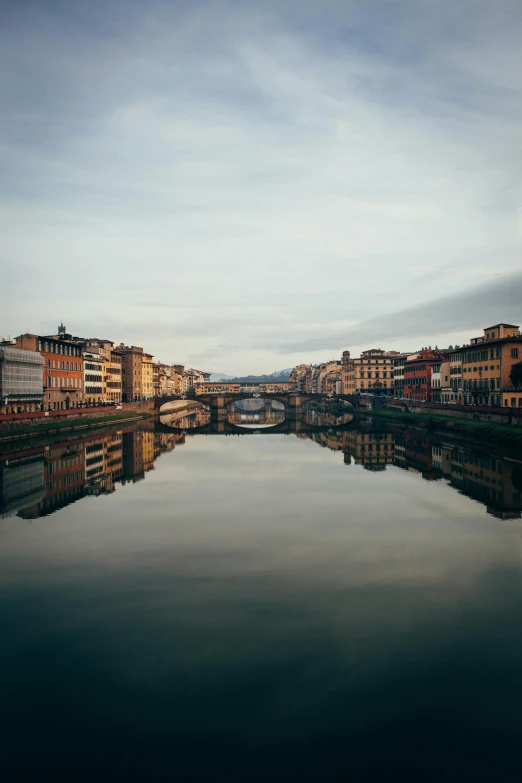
(461, 323, 521, 407)
(342, 349, 400, 395)
(501, 389, 522, 409)
(104, 353, 122, 402)
(83, 339, 122, 403)
(141, 353, 154, 400)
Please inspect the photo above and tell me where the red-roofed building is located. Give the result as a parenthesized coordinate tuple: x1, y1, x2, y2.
(404, 349, 444, 402)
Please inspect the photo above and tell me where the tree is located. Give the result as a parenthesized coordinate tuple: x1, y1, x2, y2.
(509, 361, 522, 388)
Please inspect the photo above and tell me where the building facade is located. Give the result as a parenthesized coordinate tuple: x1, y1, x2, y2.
(288, 365, 309, 392)
(0, 346, 44, 414)
(185, 368, 211, 394)
(83, 339, 122, 403)
(392, 354, 411, 398)
(341, 349, 400, 395)
(12, 333, 84, 411)
(104, 352, 122, 402)
(430, 359, 450, 404)
(461, 323, 522, 407)
(141, 353, 154, 400)
(83, 352, 104, 405)
(153, 362, 178, 397)
(403, 349, 444, 402)
(444, 348, 464, 403)
(114, 344, 144, 401)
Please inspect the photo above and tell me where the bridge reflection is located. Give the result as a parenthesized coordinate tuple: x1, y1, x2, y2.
(2, 417, 521, 521)
(159, 399, 355, 434)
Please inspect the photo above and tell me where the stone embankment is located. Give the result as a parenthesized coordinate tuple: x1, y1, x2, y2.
(377, 398, 522, 425)
(369, 403, 522, 449)
(0, 398, 201, 442)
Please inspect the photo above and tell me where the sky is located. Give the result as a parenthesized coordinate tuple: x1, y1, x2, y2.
(1, 0, 521, 374)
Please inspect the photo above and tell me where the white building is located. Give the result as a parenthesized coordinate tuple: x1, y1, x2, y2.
(83, 352, 104, 405)
(431, 360, 450, 403)
(0, 346, 44, 414)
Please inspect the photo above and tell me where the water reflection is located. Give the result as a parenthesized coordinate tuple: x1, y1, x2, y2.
(229, 398, 285, 428)
(159, 400, 355, 432)
(2, 416, 522, 779)
(1, 417, 521, 520)
(1, 424, 185, 519)
(160, 403, 210, 429)
(312, 425, 522, 519)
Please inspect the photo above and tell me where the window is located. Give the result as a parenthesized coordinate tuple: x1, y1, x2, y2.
(511, 348, 519, 358)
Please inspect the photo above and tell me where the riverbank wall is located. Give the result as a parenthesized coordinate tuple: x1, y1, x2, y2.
(369, 406, 522, 449)
(0, 401, 154, 442)
(378, 398, 522, 425)
(0, 399, 201, 442)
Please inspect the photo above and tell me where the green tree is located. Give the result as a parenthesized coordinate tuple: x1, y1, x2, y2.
(509, 361, 522, 387)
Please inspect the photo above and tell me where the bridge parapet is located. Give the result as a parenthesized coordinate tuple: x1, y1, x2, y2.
(154, 391, 359, 412)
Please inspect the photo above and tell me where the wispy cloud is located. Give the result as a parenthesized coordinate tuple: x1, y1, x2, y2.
(277, 272, 522, 354)
(1, 0, 521, 372)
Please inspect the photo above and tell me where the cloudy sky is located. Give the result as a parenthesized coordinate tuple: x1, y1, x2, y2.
(1, 0, 521, 374)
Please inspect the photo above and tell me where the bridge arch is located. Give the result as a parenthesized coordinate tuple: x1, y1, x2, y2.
(153, 391, 358, 413)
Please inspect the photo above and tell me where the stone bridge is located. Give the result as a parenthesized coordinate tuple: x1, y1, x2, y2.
(154, 392, 360, 413)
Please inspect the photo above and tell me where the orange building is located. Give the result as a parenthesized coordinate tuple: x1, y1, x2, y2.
(404, 349, 444, 402)
(13, 332, 84, 411)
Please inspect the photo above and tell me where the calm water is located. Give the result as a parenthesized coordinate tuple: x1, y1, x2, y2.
(2, 414, 522, 780)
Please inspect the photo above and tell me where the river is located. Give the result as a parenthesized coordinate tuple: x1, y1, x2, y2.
(1, 414, 522, 780)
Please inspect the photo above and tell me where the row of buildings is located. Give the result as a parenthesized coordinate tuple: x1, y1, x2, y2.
(292, 322, 522, 409)
(0, 324, 210, 414)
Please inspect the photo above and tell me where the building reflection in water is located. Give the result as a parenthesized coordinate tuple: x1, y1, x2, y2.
(338, 424, 522, 519)
(1, 418, 521, 521)
(160, 405, 211, 430)
(0, 425, 185, 519)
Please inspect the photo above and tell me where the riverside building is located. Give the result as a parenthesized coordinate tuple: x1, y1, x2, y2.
(460, 323, 522, 407)
(341, 349, 400, 395)
(11, 332, 84, 411)
(114, 344, 144, 401)
(83, 352, 104, 406)
(0, 345, 44, 414)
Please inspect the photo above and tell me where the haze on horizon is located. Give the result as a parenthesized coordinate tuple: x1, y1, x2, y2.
(1, 0, 521, 375)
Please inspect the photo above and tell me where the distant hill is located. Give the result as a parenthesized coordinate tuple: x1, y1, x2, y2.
(208, 368, 296, 383)
(221, 368, 294, 383)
